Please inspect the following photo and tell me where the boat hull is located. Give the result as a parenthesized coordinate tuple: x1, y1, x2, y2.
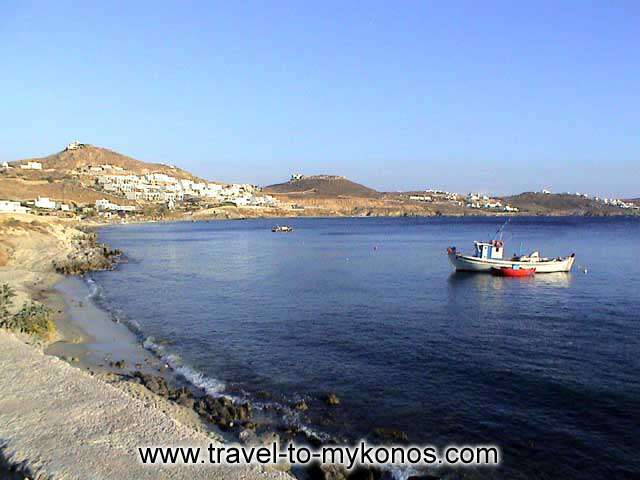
(448, 252, 575, 273)
(492, 267, 536, 277)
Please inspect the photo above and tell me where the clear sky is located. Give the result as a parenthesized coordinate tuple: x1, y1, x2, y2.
(1, 1, 638, 197)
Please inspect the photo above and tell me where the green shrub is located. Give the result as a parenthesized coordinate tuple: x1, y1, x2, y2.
(0, 284, 55, 338)
(0, 284, 15, 323)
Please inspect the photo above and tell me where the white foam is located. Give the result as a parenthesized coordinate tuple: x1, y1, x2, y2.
(142, 337, 227, 397)
(85, 277, 101, 300)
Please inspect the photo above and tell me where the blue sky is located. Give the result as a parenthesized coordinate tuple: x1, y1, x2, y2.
(1, 1, 638, 197)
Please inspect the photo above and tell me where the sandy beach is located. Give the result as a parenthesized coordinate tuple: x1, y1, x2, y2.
(0, 213, 292, 480)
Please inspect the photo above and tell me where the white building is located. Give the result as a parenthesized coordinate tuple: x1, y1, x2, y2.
(66, 141, 83, 151)
(291, 173, 305, 181)
(409, 195, 433, 202)
(20, 161, 43, 170)
(95, 199, 136, 212)
(35, 197, 56, 209)
(0, 200, 29, 214)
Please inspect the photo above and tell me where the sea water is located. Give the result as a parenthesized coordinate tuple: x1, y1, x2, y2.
(90, 216, 640, 478)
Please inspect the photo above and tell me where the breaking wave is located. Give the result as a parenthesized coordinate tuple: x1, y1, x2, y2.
(82, 275, 337, 448)
(85, 277, 102, 301)
(142, 337, 227, 397)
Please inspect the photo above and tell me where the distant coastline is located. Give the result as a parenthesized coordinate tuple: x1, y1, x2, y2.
(1, 143, 637, 224)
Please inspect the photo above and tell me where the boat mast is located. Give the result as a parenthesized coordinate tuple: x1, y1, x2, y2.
(494, 218, 510, 241)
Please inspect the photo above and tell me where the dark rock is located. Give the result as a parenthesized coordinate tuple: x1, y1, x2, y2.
(239, 428, 259, 445)
(52, 241, 123, 276)
(373, 427, 409, 443)
(194, 395, 253, 429)
(170, 387, 195, 409)
(132, 371, 171, 397)
(294, 400, 309, 411)
(407, 475, 441, 480)
(324, 393, 340, 406)
(112, 359, 125, 369)
(306, 463, 348, 480)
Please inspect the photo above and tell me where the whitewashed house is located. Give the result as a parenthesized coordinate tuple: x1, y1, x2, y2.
(20, 161, 43, 170)
(95, 198, 136, 212)
(35, 197, 56, 209)
(0, 200, 29, 214)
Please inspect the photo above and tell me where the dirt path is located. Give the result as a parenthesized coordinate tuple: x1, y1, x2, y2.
(0, 332, 290, 480)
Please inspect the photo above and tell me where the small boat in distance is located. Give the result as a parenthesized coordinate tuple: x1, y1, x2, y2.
(447, 240, 575, 273)
(492, 265, 536, 277)
(272, 225, 293, 233)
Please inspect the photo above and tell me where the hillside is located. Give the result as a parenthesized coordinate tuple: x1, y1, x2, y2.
(504, 193, 633, 216)
(265, 175, 380, 198)
(2, 143, 213, 207)
(0, 177, 126, 205)
(13, 144, 201, 181)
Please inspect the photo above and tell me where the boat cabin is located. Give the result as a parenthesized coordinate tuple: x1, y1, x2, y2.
(473, 241, 504, 260)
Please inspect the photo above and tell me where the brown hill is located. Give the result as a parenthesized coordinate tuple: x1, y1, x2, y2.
(13, 144, 201, 181)
(265, 175, 380, 198)
(0, 177, 126, 205)
(504, 193, 633, 215)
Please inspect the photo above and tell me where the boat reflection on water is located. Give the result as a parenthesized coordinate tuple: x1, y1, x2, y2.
(447, 270, 573, 296)
(446, 270, 574, 316)
(531, 272, 574, 288)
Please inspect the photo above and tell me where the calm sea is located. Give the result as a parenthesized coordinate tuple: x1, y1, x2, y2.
(92, 217, 640, 479)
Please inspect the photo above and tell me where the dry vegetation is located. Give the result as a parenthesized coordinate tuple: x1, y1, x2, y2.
(0, 176, 124, 204)
(14, 145, 201, 181)
(265, 175, 381, 198)
(503, 193, 635, 216)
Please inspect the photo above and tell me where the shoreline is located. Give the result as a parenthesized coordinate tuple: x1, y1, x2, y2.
(4, 213, 636, 478)
(50, 272, 340, 446)
(0, 213, 379, 480)
(0, 214, 294, 479)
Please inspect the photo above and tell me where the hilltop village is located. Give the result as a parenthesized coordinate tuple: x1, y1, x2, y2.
(0, 142, 280, 221)
(0, 142, 638, 221)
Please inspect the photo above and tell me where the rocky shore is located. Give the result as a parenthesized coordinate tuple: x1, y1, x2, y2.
(0, 213, 392, 480)
(0, 214, 285, 479)
(52, 231, 123, 275)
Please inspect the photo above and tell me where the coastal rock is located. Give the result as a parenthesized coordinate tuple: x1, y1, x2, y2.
(132, 371, 171, 397)
(324, 393, 340, 406)
(239, 428, 259, 445)
(258, 431, 280, 446)
(170, 387, 195, 409)
(194, 395, 252, 430)
(373, 427, 409, 443)
(111, 359, 126, 369)
(52, 233, 123, 276)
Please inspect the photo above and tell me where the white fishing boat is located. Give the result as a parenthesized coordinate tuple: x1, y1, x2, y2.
(272, 225, 293, 233)
(447, 240, 575, 273)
